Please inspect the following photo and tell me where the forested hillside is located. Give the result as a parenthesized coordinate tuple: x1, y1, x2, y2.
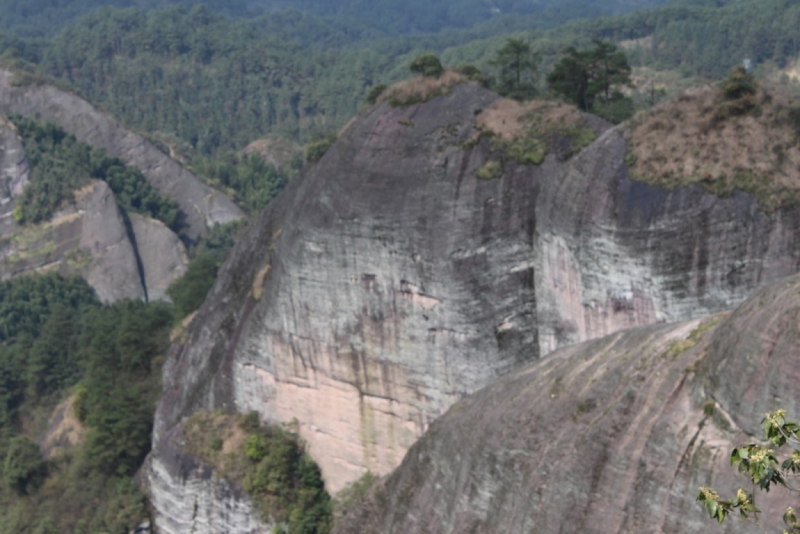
(0, 0, 796, 163)
(0, 0, 671, 38)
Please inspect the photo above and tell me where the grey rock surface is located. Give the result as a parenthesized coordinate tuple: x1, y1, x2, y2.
(129, 213, 189, 302)
(78, 180, 146, 302)
(147, 82, 800, 530)
(0, 119, 28, 237)
(144, 426, 272, 534)
(332, 275, 800, 534)
(0, 69, 244, 241)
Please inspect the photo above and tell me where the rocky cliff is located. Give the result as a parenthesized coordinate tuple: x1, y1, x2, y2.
(0, 117, 189, 302)
(333, 274, 800, 534)
(146, 77, 800, 530)
(0, 69, 244, 241)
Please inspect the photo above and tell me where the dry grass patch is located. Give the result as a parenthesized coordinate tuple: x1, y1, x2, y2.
(379, 69, 466, 107)
(627, 86, 800, 211)
(471, 99, 597, 165)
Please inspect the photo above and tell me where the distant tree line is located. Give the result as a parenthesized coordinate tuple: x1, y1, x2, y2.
(410, 37, 634, 123)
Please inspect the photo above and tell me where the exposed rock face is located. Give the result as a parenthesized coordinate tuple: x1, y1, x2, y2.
(144, 426, 272, 534)
(0, 119, 28, 237)
(0, 69, 244, 241)
(147, 82, 800, 530)
(332, 276, 800, 534)
(129, 213, 189, 302)
(78, 181, 147, 302)
(0, 180, 145, 302)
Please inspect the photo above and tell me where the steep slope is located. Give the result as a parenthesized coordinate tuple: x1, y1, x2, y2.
(0, 115, 189, 302)
(332, 274, 800, 534)
(146, 78, 800, 531)
(0, 68, 244, 241)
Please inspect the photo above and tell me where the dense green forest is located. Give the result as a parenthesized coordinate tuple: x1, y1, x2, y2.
(0, 0, 795, 162)
(0, 0, 671, 38)
(0, 274, 169, 533)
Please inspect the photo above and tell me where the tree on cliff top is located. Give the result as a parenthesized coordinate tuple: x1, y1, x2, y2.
(697, 409, 800, 532)
(409, 53, 444, 78)
(491, 37, 540, 100)
(547, 39, 632, 122)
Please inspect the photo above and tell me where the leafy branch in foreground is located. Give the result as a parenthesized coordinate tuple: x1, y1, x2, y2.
(698, 409, 800, 531)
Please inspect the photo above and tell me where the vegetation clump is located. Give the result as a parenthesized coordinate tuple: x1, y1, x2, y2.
(305, 133, 338, 163)
(379, 69, 468, 107)
(409, 54, 443, 79)
(714, 65, 759, 120)
(183, 411, 333, 534)
(167, 221, 244, 320)
(698, 409, 800, 531)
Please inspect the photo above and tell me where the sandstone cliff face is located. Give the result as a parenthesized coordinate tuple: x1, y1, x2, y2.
(147, 82, 800, 530)
(0, 69, 244, 241)
(0, 119, 28, 237)
(333, 275, 800, 534)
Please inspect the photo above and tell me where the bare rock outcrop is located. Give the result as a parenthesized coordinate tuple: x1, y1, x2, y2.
(146, 82, 800, 531)
(332, 275, 800, 534)
(0, 69, 244, 241)
(129, 213, 189, 302)
(143, 426, 272, 534)
(0, 119, 28, 237)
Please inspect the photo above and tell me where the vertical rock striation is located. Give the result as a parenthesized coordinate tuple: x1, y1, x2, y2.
(148, 82, 800, 530)
(331, 275, 800, 534)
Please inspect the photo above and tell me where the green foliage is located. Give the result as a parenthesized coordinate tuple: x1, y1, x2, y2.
(246, 433, 269, 462)
(366, 84, 387, 104)
(186, 412, 333, 534)
(491, 38, 540, 100)
(11, 116, 179, 230)
(713, 66, 759, 120)
(698, 409, 800, 531)
(193, 153, 291, 214)
(305, 134, 338, 163)
(3, 436, 45, 495)
(0, 272, 172, 533)
(409, 54, 443, 78)
(242, 427, 332, 533)
(166, 252, 217, 319)
(475, 160, 505, 180)
(457, 64, 490, 87)
(547, 39, 632, 121)
(166, 221, 244, 319)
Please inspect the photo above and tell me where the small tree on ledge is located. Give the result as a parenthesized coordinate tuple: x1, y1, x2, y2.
(697, 409, 800, 532)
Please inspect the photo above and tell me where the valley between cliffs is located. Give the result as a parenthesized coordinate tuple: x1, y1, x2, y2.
(145, 80, 800, 532)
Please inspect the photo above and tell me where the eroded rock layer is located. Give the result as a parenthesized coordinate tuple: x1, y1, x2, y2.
(333, 275, 800, 534)
(148, 81, 800, 528)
